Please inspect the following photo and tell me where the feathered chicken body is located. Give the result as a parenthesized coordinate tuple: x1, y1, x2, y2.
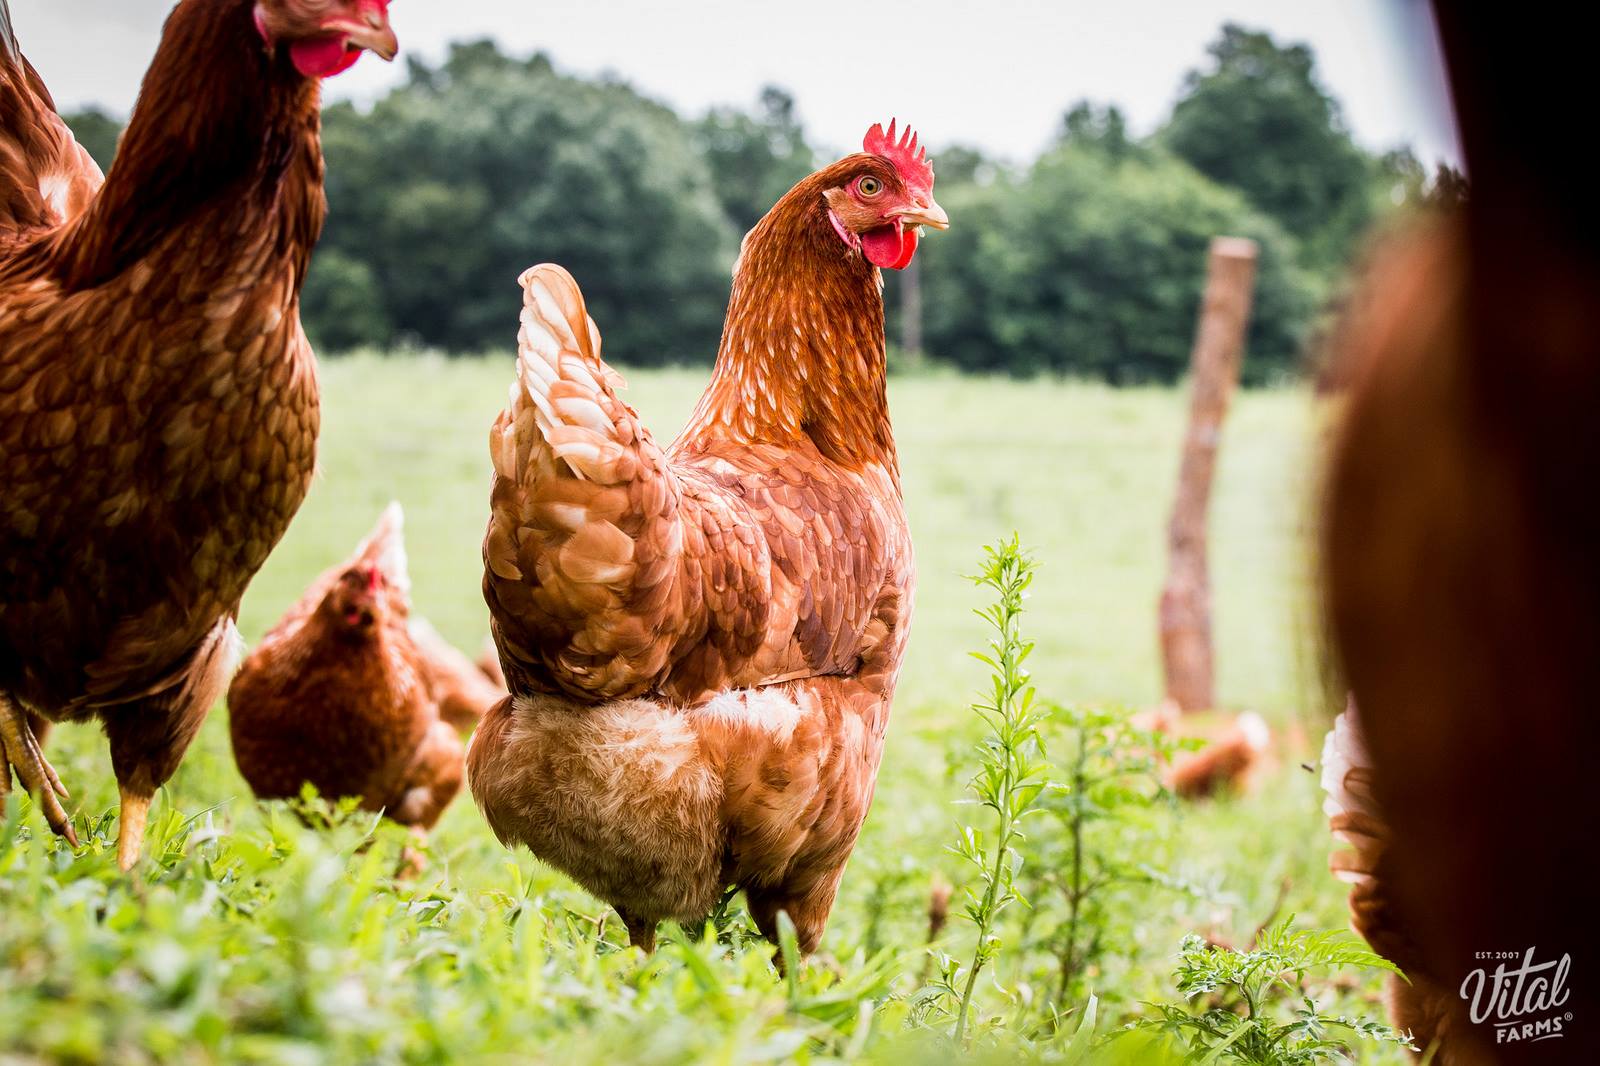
(1323, 702, 1469, 1058)
(0, 0, 397, 867)
(470, 122, 947, 953)
(408, 615, 508, 732)
(229, 505, 480, 832)
(1134, 701, 1272, 799)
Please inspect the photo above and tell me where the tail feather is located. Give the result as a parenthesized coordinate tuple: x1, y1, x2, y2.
(1, 7, 105, 242)
(0, 0, 16, 64)
(498, 264, 634, 487)
(487, 264, 644, 590)
(350, 501, 410, 598)
(484, 264, 691, 700)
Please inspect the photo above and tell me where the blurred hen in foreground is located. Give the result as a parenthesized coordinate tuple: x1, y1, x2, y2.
(229, 505, 498, 842)
(0, 0, 397, 867)
(1320, 5, 1600, 1060)
(469, 121, 946, 953)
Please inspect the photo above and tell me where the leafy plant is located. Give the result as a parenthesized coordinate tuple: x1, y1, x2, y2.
(1022, 704, 1187, 1020)
(932, 536, 1053, 1045)
(0, 383, 1393, 1064)
(1130, 918, 1417, 1063)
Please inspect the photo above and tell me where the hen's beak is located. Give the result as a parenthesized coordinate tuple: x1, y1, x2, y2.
(894, 197, 950, 231)
(326, 11, 399, 61)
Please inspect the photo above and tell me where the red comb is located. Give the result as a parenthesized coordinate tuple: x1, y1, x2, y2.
(863, 119, 935, 196)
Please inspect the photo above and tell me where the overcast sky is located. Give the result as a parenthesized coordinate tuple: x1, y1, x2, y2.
(11, 0, 1458, 166)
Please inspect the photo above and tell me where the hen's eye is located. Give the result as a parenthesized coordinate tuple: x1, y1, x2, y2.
(858, 176, 882, 197)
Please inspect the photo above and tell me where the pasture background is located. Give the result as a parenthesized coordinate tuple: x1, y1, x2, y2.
(1, 360, 1396, 1062)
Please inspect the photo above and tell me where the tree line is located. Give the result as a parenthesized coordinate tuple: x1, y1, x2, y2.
(65, 25, 1453, 384)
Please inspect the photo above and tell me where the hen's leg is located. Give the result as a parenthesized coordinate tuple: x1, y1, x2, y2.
(0, 695, 77, 846)
(747, 867, 846, 958)
(395, 826, 429, 880)
(114, 786, 152, 872)
(616, 908, 658, 953)
(388, 720, 465, 878)
(102, 621, 237, 869)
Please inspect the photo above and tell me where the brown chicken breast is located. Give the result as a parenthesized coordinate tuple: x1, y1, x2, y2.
(470, 121, 947, 954)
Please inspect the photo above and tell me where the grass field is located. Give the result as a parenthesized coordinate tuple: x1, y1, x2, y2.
(1, 359, 1399, 1063)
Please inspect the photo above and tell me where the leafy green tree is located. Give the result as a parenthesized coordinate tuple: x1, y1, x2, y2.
(1373, 146, 1427, 208)
(299, 250, 392, 351)
(909, 172, 1015, 373)
(925, 144, 997, 189)
(692, 86, 815, 236)
(919, 143, 1319, 384)
(1058, 101, 1137, 161)
(62, 108, 122, 170)
(307, 42, 737, 360)
(1161, 25, 1375, 270)
(57, 32, 1402, 383)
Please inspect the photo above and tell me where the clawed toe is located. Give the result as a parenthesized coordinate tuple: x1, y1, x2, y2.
(0, 704, 78, 847)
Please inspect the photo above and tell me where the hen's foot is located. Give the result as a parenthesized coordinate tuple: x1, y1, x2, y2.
(0, 699, 77, 847)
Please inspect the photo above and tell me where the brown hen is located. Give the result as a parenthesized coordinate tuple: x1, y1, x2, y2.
(1133, 701, 1272, 799)
(469, 122, 947, 954)
(229, 505, 495, 838)
(0, 0, 396, 868)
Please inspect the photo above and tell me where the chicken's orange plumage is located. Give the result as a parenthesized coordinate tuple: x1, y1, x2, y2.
(1321, 704, 1465, 1056)
(469, 123, 947, 953)
(228, 506, 495, 836)
(1133, 701, 1272, 799)
(0, 0, 396, 868)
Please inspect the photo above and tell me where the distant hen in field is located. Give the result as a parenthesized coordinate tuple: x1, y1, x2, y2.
(229, 505, 499, 839)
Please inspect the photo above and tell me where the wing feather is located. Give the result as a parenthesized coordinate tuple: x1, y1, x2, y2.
(483, 265, 912, 707)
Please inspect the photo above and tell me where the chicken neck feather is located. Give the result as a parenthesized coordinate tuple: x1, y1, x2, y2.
(679, 159, 898, 477)
(9, 0, 325, 292)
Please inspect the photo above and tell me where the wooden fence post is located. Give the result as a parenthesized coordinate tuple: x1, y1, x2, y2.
(1159, 236, 1258, 713)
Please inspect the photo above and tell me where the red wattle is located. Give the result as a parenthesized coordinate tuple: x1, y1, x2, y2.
(861, 224, 905, 269)
(290, 36, 362, 78)
(860, 223, 920, 270)
(890, 227, 919, 270)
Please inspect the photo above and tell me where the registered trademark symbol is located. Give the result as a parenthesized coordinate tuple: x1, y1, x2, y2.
(1566, 1012, 1574, 1021)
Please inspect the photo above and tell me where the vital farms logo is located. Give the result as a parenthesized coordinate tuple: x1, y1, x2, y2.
(1460, 948, 1573, 1045)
